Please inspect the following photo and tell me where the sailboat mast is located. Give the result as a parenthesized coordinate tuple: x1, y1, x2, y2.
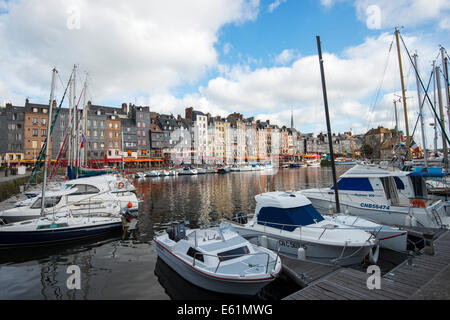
(436, 65, 449, 170)
(413, 53, 428, 168)
(41, 68, 57, 215)
(68, 69, 73, 168)
(433, 61, 438, 156)
(441, 47, 450, 134)
(73, 65, 78, 168)
(395, 28, 411, 161)
(316, 35, 340, 213)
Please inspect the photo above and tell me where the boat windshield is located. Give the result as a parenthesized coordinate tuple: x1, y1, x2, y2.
(30, 196, 62, 209)
(258, 205, 324, 231)
(217, 246, 250, 262)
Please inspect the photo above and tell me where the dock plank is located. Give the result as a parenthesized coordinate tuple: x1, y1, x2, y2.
(283, 230, 450, 300)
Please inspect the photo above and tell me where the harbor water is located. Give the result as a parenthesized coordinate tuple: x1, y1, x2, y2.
(0, 167, 405, 300)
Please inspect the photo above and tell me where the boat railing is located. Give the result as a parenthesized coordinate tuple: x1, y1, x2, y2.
(258, 219, 375, 242)
(43, 189, 123, 217)
(192, 251, 277, 275)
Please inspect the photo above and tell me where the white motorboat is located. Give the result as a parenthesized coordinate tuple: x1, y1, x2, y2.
(0, 175, 139, 224)
(229, 191, 378, 266)
(177, 167, 198, 175)
(306, 160, 321, 167)
(324, 215, 407, 252)
(239, 165, 254, 172)
(145, 170, 160, 177)
(196, 168, 207, 174)
(300, 165, 450, 229)
(230, 165, 241, 172)
(154, 222, 282, 296)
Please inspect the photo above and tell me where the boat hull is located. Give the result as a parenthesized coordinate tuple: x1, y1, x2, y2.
(0, 221, 123, 247)
(155, 240, 275, 296)
(231, 224, 372, 266)
(304, 195, 448, 229)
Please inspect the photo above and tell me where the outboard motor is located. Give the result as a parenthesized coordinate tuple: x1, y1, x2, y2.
(231, 212, 248, 224)
(167, 223, 186, 242)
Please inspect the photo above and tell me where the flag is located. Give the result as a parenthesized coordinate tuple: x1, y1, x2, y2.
(410, 140, 420, 153)
(80, 133, 87, 149)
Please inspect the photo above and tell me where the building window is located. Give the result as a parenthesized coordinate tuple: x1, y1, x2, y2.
(115, 124, 118, 129)
(41, 118, 46, 125)
(32, 129, 38, 136)
(41, 129, 46, 136)
(32, 118, 38, 124)
(109, 123, 112, 128)
(33, 108, 38, 113)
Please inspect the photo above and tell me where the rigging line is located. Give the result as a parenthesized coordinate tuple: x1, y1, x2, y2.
(366, 36, 394, 131)
(411, 66, 434, 141)
(28, 69, 74, 187)
(399, 33, 450, 146)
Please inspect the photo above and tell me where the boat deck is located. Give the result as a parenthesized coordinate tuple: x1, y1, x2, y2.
(283, 229, 450, 300)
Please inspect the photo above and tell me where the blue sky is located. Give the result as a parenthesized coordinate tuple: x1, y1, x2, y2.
(0, 0, 449, 147)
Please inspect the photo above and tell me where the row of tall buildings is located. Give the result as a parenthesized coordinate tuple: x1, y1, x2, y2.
(0, 99, 361, 166)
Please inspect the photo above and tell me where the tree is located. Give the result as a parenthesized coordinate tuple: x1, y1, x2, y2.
(361, 143, 373, 158)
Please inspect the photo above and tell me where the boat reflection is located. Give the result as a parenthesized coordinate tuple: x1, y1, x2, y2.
(154, 257, 250, 300)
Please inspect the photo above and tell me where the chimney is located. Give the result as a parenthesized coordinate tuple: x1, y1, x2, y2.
(267, 120, 270, 125)
(177, 115, 182, 121)
(52, 100, 57, 109)
(122, 103, 128, 114)
(25, 98, 29, 105)
(6, 102, 12, 108)
(185, 107, 193, 121)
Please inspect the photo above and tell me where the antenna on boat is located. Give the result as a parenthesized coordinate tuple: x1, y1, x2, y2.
(316, 36, 340, 213)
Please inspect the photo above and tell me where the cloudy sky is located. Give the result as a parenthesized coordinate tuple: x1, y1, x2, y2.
(0, 0, 449, 148)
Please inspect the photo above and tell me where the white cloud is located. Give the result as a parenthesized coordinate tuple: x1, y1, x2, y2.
(223, 43, 233, 56)
(274, 49, 298, 65)
(338, 0, 450, 29)
(0, 0, 260, 105)
(268, 0, 287, 13)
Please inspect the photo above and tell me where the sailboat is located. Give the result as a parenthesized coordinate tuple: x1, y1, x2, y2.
(0, 68, 131, 247)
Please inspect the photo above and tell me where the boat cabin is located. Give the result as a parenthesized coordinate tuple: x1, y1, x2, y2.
(255, 192, 324, 231)
(330, 165, 430, 207)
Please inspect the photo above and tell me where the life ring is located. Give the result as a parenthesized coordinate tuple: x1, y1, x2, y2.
(118, 182, 125, 189)
(411, 199, 426, 208)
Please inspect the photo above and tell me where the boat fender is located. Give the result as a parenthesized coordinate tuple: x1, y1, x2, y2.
(259, 235, 268, 248)
(405, 215, 412, 226)
(345, 209, 351, 216)
(297, 247, 306, 261)
(369, 245, 380, 264)
(328, 204, 335, 214)
(410, 216, 418, 227)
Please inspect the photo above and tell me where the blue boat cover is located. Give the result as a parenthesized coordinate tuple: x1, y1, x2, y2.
(409, 167, 448, 178)
(331, 178, 374, 192)
(257, 205, 324, 232)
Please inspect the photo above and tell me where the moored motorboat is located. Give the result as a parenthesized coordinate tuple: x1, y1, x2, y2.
(229, 191, 378, 266)
(154, 222, 282, 296)
(300, 165, 450, 229)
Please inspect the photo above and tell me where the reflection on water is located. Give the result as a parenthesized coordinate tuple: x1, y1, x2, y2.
(0, 167, 348, 300)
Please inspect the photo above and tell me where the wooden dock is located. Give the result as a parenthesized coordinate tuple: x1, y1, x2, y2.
(283, 230, 450, 300)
